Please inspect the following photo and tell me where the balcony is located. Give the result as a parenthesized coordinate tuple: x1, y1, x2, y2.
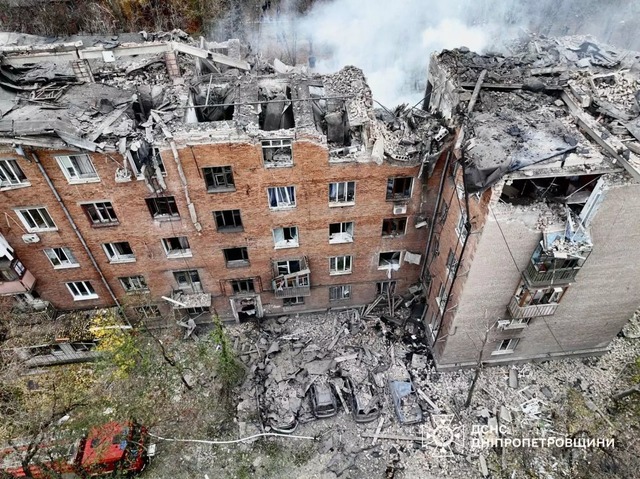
(508, 295, 558, 319)
(272, 256, 311, 298)
(0, 267, 36, 295)
(169, 289, 212, 309)
(522, 261, 579, 287)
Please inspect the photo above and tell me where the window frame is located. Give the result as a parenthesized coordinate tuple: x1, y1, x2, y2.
(328, 181, 356, 206)
(273, 226, 299, 249)
(446, 249, 459, 278)
(386, 177, 413, 201)
(55, 154, 99, 184)
(15, 207, 57, 232)
(435, 282, 448, 313)
(213, 209, 243, 232)
(231, 279, 255, 294)
(329, 221, 354, 244)
(267, 186, 296, 210)
(329, 255, 352, 275)
(173, 270, 202, 293)
(492, 338, 520, 355)
(82, 201, 119, 226)
(146, 196, 180, 220)
(65, 281, 98, 300)
(456, 209, 468, 243)
(0, 158, 29, 189)
(43, 247, 79, 269)
(129, 146, 166, 179)
(283, 296, 305, 306)
(376, 281, 396, 295)
(329, 285, 351, 301)
(381, 217, 407, 237)
(161, 236, 192, 258)
(119, 275, 149, 293)
(262, 139, 293, 168)
(378, 251, 402, 270)
(203, 166, 235, 192)
(102, 241, 135, 263)
(223, 247, 250, 268)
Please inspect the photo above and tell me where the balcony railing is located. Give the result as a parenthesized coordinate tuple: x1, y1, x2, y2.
(508, 295, 558, 319)
(272, 283, 311, 298)
(522, 261, 579, 287)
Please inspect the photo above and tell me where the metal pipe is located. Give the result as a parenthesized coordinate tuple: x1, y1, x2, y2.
(31, 151, 126, 320)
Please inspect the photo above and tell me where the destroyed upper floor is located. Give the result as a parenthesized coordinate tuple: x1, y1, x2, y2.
(426, 34, 640, 192)
(0, 32, 447, 166)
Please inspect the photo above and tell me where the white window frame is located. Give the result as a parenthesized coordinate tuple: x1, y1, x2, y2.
(43, 247, 79, 269)
(267, 186, 296, 210)
(66, 281, 98, 300)
(262, 139, 293, 168)
(82, 201, 118, 225)
(173, 270, 202, 293)
(435, 282, 448, 313)
(273, 226, 299, 249)
(378, 251, 402, 270)
(504, 318, 531, 330)
(492, 338, 520, 356)
(329, 181, 355, 206)
(55, 154, 99, 183)
(15, 207, 57, 232)
(456, 209, 468, 243)
(329, 255, 352, 275)
(102, 242, 136, 263)
(0, 158, 29, 189)
(119, 275, 149, 293)
(162, 237, 192, 258)
(446, 249, 459, 278)
(381, 217, 407, 237)
(329, 285, 351, 301)
(376, 281, 396, 295)
(329, 221, 354, 244)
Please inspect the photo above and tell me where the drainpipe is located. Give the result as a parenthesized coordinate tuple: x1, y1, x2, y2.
(169, 141, 202, 233)
(31, 151, 125, 318)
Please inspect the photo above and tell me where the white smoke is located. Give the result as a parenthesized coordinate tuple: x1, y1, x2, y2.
(214, 0, 640, 108)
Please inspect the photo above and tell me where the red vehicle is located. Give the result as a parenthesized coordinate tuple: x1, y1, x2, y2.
(1, 421, 155, 478)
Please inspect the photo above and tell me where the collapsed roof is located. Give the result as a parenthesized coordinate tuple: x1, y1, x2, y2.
(427, 35, 640, 192)
(0, 31, 448, 167)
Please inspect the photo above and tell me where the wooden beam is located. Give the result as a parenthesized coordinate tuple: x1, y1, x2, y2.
(467, 70, 487, 113)
(562, 90, 640, 182)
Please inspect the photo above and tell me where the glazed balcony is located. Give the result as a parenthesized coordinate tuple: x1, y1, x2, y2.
(508, 295, 558, 319)
(522, 261, 580, 287)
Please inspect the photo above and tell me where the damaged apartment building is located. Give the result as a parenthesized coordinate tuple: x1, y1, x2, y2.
(0, 33, 447, 329)
(422, 36, 640, 369)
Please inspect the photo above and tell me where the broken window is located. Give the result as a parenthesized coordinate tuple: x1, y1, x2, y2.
(66, 281, 98, 300)
(386, 177, 413, 201)
(224, 247, 249, 267)
(191, 81, 235, 122)
(135, 305, 161, 318)
(0, 260, 24, 281)
(439, 203, 449, 224)
(381, 218, 407, 237)
(214, 209, 243, 232)
(203, 166, 235, 192)
(273, 226, 299, 249)
(329, 285, 351, 301)
(16, 207, 57, 232)
(162, 237, 191, 257)
(44, 247, 78, 269)
(173, 270, 202, 293)
(330, 255, 352, 275)
(146, 196, 179, 220)
(492, 338, 520, 355)
(283, 296, 304, 306)
(436, 282, 448, 313)
(378, 251, 401, 269)
(376, 281, 396, 295)
(82, 202, 118, 226)
(515, 282, 566, 306)
(231, 279, 255, 294)
(456, 209, 468, 243)
(56, 154, 99, 183)
(119, 275, 148, 293)
(258, 83, 295, 131)
(268, 186, 296, 209)
(0, 159, 28, 188)
(329, 181, 355, 205)
(187, 306, 210, 318)
(129, 145, 165, 178)
(329, 221, 354, 244)
(276, 259, 301, 276)
(446, 249, 459, 278)
(262, 139, 293, 167)
(103, 242, 135, 263)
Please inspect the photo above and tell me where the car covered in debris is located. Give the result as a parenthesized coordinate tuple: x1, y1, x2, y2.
(389, 380, 423, 425)
(309, 383, 338, 419)
(346, 376, 381, 423)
